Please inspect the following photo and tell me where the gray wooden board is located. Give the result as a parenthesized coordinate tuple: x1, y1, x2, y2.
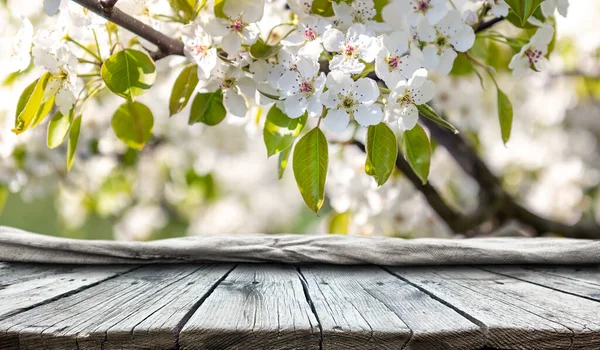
(3, 263, 600, 349)
(0, 264, 234, 350)
(299, 265, 484, 350)
(529, 266, 600, 286)
(390, 266, 600, 350)
(179, 264, 320, 350)
(0, 263, 135, 319)
(480, 266, 600, 302)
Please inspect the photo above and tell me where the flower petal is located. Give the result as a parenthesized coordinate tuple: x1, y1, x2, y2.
(221, 33, 242, 55)
(354, 104, 383, 127)
(284, 95, 308, 119)
(354, 78, 379, 104)
(412, 80, 435, 105)
(398, 104, 419, 131)
(322, 109, 350, 132)
(322, 28, 345, 52)
(224, 89, 247, 118)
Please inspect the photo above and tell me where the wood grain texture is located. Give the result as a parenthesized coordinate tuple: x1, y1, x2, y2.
(481, 266, 600, 302)
(179, 264, 320, 350)
(390, 266, 600, 350)
(2, 263, 600, 349)
(0, 263, 135, 319)
(300, 265, 484, 350)
(0, 264, 233, 350)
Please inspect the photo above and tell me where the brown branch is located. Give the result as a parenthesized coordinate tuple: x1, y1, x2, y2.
(421, 116, 600, 238)
(71, 0, 184, 60)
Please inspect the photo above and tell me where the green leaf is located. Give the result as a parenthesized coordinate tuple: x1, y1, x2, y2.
(258, 90, 282, 101)
(416, 104, 459, 135)
(404, 124, 431, 184)
(67, 115, 82, 171)
(365, 123, 398, 186)
(311, 0, 334, 16)
(168, 0, 197, 21)
(214, 0, 227, 18)
(47, 109, 73, 149)
(250, 39, 281, 59)
(497, 88, 514, 145)
(33, 96, 55, 129)
(189, 89, 226, 125)
(101, 49, 156, 101)
(373, 0, 389, 22)
(293, 127, 328, 214)
(278, 146, 292, 179)
(13, 72, 51, 135)
(169, 64, 199, 116)
(504, 0, 545, 26)
(263, 105, 307, 157)
(328, 211, 350, 234)
(111, 101, 154, 150)
(0, 184, 8, 215)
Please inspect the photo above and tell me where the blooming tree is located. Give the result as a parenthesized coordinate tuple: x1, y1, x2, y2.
(3, 0, 600, 238)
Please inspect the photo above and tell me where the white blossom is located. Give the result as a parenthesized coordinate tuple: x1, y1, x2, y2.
(323, 24, 378, 74)
(198, 61, 254, 118)
(384, 68, 435, 131)
(281, 16, 331, 61)
(470, 0, 510, 18)
(43, 0, 68, 16)
(321, 71, 382, 131)
(286, 0, 314, 18)
(278, 56, 325, 119)
(182, 25, 218, 79)
(541, 0, 569, 17)
(9, 17, 33, 73)
(332, 0, 390, 32)
(375, 31, 421, 88)
(35, 44, 78, 115)
(508, 25, 554, 77)
(417, 10, 475, 75)
(387, 0, 448, 27)
(206, 0, 264, 55)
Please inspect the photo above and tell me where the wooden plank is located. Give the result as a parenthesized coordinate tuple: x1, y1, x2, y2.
(481, 266, 600, 302)
(179, 264, 320, 350)
(529, 266, 600, 286)
(0, 264, 234, 350)
(389, 266, 600, 349)
(0, 263, 135, 319)
(300, 265, 484, 350)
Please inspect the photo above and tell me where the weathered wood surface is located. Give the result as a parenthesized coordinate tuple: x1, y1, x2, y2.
(1, 263, 600, 349)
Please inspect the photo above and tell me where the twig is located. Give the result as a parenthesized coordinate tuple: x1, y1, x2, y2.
(476, 17, 505, 32)
(71, 0, 184, 60)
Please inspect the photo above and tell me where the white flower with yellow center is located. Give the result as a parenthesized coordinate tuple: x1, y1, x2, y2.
(323, 24, 378, 74)
(206, 0, 263, 55)
(182, 25, 218, 80)
(384, 68, 435, 131)
(375, 31, 422, 89)
(321, 71, 382, 132)
(509, 25, 554, 77)
(417, 10, 475, 75)
(278, 57, 326, 119)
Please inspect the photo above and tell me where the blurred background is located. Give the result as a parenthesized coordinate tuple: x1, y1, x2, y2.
(0, 0, 599, 240)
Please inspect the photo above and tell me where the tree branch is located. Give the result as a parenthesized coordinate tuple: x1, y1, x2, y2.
(420, 116, 600, 238)
(71, 0, 184, 60)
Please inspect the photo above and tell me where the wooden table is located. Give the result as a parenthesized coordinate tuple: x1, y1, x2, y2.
(1, 262, 600, 349)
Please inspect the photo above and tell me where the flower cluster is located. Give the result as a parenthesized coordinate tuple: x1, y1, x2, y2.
(4, 0, 590, 235)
